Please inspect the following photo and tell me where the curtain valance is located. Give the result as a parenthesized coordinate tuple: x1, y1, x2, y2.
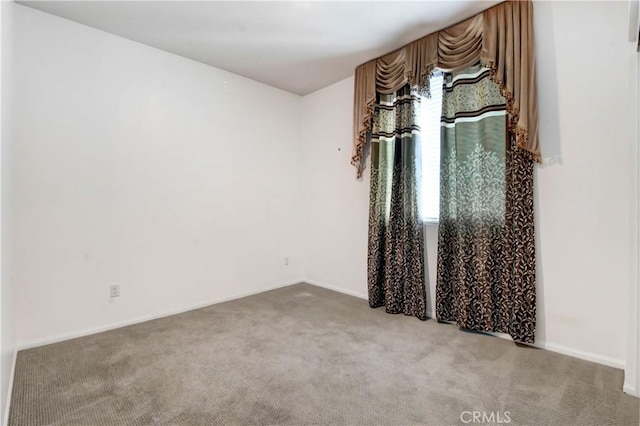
(351, 0, 539, 177)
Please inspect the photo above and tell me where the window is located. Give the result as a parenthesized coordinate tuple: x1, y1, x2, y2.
(420, 72, 443, 223)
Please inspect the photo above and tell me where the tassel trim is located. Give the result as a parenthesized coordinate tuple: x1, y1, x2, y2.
(481, 59, 541, 164)
(350, 97, 375, 178)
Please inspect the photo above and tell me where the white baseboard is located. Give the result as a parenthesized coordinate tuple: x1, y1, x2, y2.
(623, 381, 639, 397)
(483, 329, 624, 369)
(3, 349, 17, 426)
(301, 279, 368, 300)
(303, 279, 627, 371)
(441, 322, 625, 370)
(15, 278, 631, 387)
(18, 280, 303, 351)
(537, 341, 625, 370)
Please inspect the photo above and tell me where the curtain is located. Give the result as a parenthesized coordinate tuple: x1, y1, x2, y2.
(436, 65, 536, 343)
(352, 0, 537, 343)
(367, 85, 427, 320)
(351, 0, 539, 177)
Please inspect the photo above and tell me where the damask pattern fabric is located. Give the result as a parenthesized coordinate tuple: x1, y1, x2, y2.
(436, 65, 536, 343)
(368, 85, 427, 320)
(505, 143, 536, 343)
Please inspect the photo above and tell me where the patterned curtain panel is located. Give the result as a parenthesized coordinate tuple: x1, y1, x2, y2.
(436, 65, 536, 343)
(368, 85, 427, 320)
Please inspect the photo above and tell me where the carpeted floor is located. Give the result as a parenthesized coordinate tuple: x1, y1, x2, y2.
(9, 283, 640, 425)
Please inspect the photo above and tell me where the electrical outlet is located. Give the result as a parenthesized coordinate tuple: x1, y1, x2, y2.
(110, 284, 120, 298)
(284, 257, 290, 266)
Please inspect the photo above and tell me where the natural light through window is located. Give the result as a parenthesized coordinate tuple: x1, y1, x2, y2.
(420, 72, 443, 223)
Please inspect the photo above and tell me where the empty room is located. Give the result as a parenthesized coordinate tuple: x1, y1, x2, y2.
(1, 0, 639, 424)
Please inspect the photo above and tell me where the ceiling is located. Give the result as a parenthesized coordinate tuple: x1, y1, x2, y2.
(17, 0, 503, 95)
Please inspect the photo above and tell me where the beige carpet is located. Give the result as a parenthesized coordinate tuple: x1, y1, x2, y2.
(9, 283, 639, 425)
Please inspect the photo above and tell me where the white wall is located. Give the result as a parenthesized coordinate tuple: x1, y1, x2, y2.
(299, 77, 368, 298)
(301, 1, 637, 369)
(11, 4, 303, 346)
(625, 46, 640, 396)
(533, 0, 633, 367)
(1, 0, 16, 422)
